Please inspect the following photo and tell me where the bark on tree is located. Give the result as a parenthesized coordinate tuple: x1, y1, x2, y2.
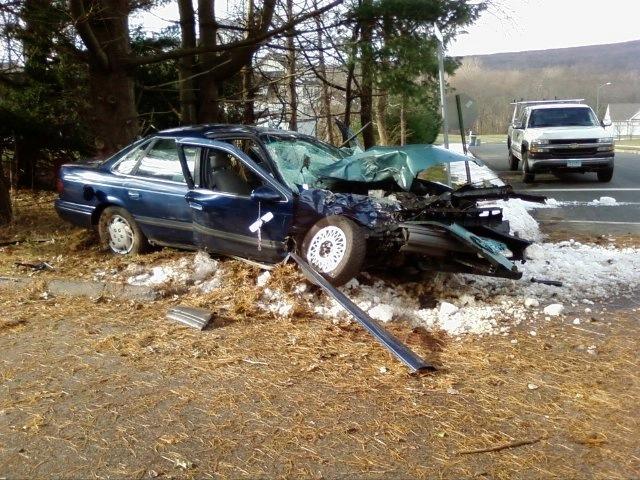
(315, 12, 334, 144)
(68, 0, 138, 156)
(197, 0, 219, 122)
(359, 1, 375, 149)
(400, 95, 406, 146)
(242, 0, 256, 124)
(374, 88, 389, 145)
(286, 0, 297, 131)
(0, 161, 11, 225)
(178, 0, 197, 124)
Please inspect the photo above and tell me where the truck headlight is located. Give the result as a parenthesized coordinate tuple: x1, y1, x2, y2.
(597, 145, 614, 152)
(597, 137, 613, 143)
(531, 140, 549, 146)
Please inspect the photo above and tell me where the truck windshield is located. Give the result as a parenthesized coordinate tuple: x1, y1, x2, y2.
(262, 134, 346, 190)
(528, 107, 599, 128)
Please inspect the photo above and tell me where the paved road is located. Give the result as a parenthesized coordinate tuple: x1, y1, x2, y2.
(472, 142, 640, 236)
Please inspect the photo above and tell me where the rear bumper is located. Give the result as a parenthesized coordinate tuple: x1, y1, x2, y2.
(54, 199, 95, 228)
(528, 155, 614, 173)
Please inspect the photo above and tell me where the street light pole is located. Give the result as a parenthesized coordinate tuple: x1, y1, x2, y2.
(434, 25, 451, 185)
(596, 82, 612, 118)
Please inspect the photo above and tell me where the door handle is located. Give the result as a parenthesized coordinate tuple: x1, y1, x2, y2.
(127, 191, 140, 199)
(188, 201, 203, 211)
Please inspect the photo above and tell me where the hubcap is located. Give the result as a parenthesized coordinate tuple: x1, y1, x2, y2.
(107, 215, 134, 254)
(307, 226, 347, 273)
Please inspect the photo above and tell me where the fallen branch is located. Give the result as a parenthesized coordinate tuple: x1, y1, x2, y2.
(457, 436, 544, 455)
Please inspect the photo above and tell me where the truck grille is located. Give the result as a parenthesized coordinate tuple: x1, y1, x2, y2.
(550, 147, 599, 157)
(548, 138, 598, 144)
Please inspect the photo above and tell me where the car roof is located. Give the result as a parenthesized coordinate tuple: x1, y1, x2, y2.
(528, 103, 590, 111)
(155, 124, 301, 138)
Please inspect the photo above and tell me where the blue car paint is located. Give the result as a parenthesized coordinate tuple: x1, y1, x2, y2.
(56, 130, 296, 261)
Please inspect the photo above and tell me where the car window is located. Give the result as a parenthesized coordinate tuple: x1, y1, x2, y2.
(220, 138, 272, 174)
(113, 140, 150, 175)
(203, 148, 265, 196)
(135, 139, 198, 183)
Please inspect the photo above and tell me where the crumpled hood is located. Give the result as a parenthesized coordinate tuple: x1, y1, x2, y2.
(316, 144, 480, 191)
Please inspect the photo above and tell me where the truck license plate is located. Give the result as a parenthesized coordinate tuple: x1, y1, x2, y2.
(567, 160, 582, 167)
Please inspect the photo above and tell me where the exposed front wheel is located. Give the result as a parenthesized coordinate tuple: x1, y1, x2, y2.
(597, 167, 614, 183)
(301, 215, 366, 286)
(98, 206, 149, 255)
(521, 151, 535, 183)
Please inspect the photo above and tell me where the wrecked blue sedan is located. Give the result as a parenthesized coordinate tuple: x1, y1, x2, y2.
(55, 125, 540, 286)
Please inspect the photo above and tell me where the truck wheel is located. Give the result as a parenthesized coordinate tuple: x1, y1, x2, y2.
(508, 151, 519, 171)
(521, 151, 535, 183)
(98, 206, 149, 255)
(301, 215, 366, 287)
(597, 167, 614, 183)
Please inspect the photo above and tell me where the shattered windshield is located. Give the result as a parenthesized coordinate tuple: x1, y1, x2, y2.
(262, 134, 346, 190)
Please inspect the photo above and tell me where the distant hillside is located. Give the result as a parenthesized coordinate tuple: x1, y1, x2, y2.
(465, 40, 640, 72)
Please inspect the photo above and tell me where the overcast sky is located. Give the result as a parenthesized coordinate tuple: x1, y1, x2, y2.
(133, 0, 640, 57)
(448, 0, 640, 56)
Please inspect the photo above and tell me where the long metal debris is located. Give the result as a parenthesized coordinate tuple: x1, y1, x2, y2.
(289, 252, 436, 374)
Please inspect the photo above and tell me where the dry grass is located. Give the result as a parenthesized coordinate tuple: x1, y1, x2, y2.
(0, 191, 639, 479)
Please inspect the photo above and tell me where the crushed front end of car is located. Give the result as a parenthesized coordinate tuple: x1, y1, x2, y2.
(289, 143, 545, 280)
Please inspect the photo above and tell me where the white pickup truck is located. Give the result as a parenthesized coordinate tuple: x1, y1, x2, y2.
(507, 100, 614, 183)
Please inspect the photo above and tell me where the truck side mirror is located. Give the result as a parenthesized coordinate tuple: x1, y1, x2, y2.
(602, 119, 612, 127)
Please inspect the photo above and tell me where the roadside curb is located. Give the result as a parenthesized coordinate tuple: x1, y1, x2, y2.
(0, 275, 157, 301)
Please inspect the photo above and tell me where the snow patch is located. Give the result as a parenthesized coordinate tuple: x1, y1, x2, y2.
(543, 304, 564, 316)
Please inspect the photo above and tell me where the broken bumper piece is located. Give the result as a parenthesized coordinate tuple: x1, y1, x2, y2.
(400, 221, 525, 279)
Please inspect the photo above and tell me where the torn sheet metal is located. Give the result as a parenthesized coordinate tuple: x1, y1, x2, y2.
(290, 252, 435, 374)
(316, 144, 480, 191)
(295, 189, 401, 231)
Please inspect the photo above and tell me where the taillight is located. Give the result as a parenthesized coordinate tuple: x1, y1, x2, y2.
(56, 177, 64, 194)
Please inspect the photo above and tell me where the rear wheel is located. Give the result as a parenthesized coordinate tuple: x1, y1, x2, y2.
(597, 167, 614, 183)
(521, 151, 535, 183)
(301, 215, 366, 287)
(98, 206, 149, 255)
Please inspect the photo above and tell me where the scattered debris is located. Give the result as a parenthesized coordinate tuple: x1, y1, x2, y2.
(14, 261, 54, 271)
(531, 277, 563, 287)
(527, 383, 540, 390)
(166, 306, 213, 330)
(524, 298, 540, 308)
(457, 436, 544, 455)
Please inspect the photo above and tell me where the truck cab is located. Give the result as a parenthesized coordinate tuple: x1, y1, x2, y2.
(507, 100, 614, 183)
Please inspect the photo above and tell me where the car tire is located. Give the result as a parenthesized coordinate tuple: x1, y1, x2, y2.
(301, 215, 366, 287)
(597, 167, 614, 183)
(508, 150, 519, 171)
(521, 151, 535, 183)
(98, 206, 149, 255)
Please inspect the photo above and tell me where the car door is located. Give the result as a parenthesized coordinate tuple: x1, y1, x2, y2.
(124, 138, 200, 247)
(180, 139, 294, 263)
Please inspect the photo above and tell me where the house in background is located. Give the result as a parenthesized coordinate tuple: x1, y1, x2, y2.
(605, 103, 640, 139)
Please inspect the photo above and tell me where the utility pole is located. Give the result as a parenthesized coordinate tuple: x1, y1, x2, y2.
(596, 82, 612, 118)
(434, 25, 450, 185)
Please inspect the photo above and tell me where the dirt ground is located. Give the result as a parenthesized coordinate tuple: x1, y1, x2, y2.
(1, 192, 639, 479)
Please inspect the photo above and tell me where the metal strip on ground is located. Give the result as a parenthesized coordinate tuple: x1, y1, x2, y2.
(289, 252, 436, 374)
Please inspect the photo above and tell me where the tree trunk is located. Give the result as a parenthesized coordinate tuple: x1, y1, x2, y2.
(88, 66, 138, 156)
(286, 0, 297, 131)
(374, 89, 389, 145)
(359, 2, 375, 149)
(197, 0, 220, 122)
(242, 0, 255, 124)
(315, 11, 334, 144)
(178, 0, 197, 124)
(400, 96, 406, 146)
(69, 0, 139, 156)
(0, 160, 11, 225)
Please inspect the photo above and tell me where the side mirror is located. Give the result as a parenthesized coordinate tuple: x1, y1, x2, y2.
(602, 119, 612, 127)
(512, 122, 522, 129)
(251, 185, 281, 203)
